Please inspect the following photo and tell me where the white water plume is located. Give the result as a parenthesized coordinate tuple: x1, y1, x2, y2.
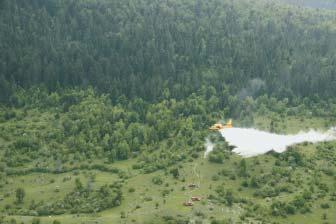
(204, 138, 214, 158)
(205, 127, 336, 157)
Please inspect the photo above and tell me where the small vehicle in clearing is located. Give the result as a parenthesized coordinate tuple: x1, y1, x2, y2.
(183, 201, 193, 206)
(191, 196, 201, 201)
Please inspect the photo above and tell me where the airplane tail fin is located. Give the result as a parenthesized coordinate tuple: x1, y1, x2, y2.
(226, 119, 232, 128)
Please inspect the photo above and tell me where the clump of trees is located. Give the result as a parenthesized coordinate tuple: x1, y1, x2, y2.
(2, 88, 216, 173)
(208, 135, 232, 164)
(28, 179, 122, 215)
(214, 185, 236, 207)
(271, 191, 313, 217)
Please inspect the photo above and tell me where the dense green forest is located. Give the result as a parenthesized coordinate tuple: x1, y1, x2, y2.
(0, 0, 336, 223)
(280, 0, 336, 9)
(1, 0, 336, 104)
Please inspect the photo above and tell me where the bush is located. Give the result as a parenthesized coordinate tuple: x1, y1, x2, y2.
(241, 180, 249, 187)
(152, 176, 163, 185)
(212, 175, 219, 181)
(169, 168, 179, 179)
(208, 152, 224, 164)
(4, 110, 16, 120)
(254, 185, 279, 198)
(285, 204, 296, 214)
(144, 196, 153, 201)
(321, 203, 330, 209)
(32, 218, 41, 224)
(15, 188, 25, 204)
(162, 189, 170, 196)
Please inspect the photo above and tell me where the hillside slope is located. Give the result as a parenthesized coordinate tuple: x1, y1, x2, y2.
(0, 89, 336, 223)
(1, 0, 336, 103)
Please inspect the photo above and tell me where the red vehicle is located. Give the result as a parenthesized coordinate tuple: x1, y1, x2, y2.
(183, 201, 193, 206)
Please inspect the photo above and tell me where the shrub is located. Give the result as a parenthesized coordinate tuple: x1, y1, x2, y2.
(241, 180, 248, 187)
(212, 175, 219, 181)
(208, 152, 224, 164)
(321, 203, 330, 209)
(152, 176, 163, 185)
(15, 188, 25, 203)
(31, 218, 40, 224)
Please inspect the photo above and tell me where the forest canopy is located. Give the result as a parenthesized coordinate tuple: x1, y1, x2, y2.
(0, 0, 336, 104)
